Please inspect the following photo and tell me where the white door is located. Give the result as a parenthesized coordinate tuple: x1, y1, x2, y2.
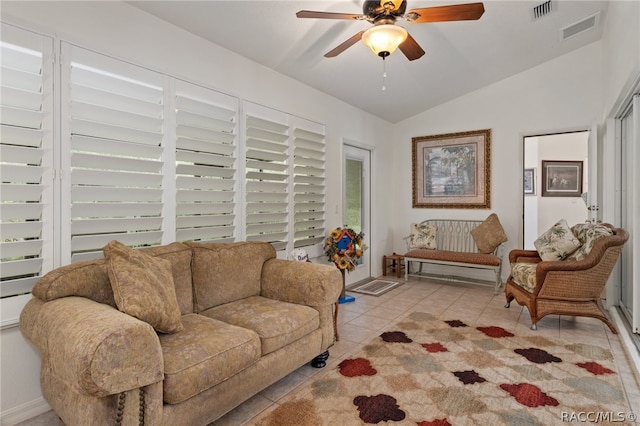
(343, 144, 371, 285)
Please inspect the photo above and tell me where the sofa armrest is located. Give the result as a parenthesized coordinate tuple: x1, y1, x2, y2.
(261, 259, 342, 306)
(20, 296, 163, 397)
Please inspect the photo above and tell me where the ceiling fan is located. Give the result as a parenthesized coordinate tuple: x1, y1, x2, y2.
(296, 1, 485, 61)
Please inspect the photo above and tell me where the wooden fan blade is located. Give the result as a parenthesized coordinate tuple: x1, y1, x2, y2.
(399, 33, 425, 61)
(325, 31, 365, 58)
(406, 2, 484, 23)
(296, 10, 365, 20)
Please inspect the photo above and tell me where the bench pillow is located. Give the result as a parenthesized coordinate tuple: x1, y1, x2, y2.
(533, 219, 581, 261)
(409, 223, 437, 249)
(470, 213, 508, 254)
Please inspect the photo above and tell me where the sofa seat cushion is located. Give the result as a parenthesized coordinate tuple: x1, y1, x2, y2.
(203, 296, 320, 355)
(510, 263, 537, 293)
(405, 249, 501, 267)
(158, 314, 260, 404)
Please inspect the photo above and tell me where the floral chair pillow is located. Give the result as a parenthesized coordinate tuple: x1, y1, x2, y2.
(565, 223, 613, 261)
(409, 223, 437, 250)
(534, 219, 581, 261)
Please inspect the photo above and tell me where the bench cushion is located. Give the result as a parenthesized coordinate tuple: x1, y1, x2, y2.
(202, 296, 320, 355)
(405, 249, 501, 267)
(159, 314, 260, 404)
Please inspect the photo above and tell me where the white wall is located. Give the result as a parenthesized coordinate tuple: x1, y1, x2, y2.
(601, 0, 640, 117)
(390, 42, 604, 263)
(0, 2, 394, 423)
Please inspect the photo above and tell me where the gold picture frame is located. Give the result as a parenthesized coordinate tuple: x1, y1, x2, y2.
(412, 129, 491, 209)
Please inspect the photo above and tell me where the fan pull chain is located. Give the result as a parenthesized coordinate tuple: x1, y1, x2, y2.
(382, 57, 387, 91)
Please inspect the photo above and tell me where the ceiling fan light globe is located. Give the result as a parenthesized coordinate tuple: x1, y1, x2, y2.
(362, 24, 408, 57)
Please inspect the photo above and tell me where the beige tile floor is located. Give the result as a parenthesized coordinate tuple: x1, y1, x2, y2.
(18, 277, 640, 426)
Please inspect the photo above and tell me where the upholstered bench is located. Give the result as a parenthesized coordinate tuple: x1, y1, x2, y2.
(403, 215, 508, 294)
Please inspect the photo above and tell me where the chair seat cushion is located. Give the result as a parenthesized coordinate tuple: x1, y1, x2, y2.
(202, 296, 320, 355)
(510, 263, 537, 293)
(158, 314, 260, 404)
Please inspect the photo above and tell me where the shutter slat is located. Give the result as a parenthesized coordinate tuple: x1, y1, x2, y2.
(176, 203, 235, 215)
(0, 221, 43, 239)
(1, 164, 43, 183)
(0, 124, 43, 147)
(0, 184, 44, 202)
(177, 190, 234, 202)
(177, 226, 235, 242)
(176, 149, 235, 167)
(176, 175, 235, 191)
(72, 202, 162, 218)
(72, 152, 162, 173)
(0, 86, 42, 111)
(0, 240, 43, 259)
(72, 186, 162, 202)
(0, 258, 43, 280)
(0, 203, 42, 221)
(72, 217, 162, 235)
(176, 163, 235, 179)
(176, 136, 236, 154)
(71, 118, 162, 146)
(176, 215, 235, 228)
(72, 84, 163, 117)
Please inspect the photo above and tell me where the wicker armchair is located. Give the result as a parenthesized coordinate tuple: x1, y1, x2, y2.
(504, 224, 628, 333)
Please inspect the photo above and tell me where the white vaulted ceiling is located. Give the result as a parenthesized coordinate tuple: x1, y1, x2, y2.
(129, 1, 608, 123)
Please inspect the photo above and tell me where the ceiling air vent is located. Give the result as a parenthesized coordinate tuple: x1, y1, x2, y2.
(532, 1, 553, 20)
(560, 11, 600, 41)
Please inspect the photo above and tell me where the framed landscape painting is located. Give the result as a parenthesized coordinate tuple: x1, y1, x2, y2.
(541, 160, 583, 197)
(412, 129, 491, 209)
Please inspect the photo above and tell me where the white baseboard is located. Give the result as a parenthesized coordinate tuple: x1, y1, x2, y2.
(0, 397, 51, 426)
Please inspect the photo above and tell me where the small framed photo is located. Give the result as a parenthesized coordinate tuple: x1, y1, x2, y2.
(524, 168, 535, 195)
(541, 160, 583, 197)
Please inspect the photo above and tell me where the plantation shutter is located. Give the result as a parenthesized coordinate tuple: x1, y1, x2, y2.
(243, 103, 290, 251)
(174, 81, 238, 242)
(64, 44, 165, 262)
(292, 119, 326, 248)
(0, 26, 54, 298)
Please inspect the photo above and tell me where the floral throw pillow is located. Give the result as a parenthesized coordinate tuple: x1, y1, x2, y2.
(565, 223, 614, 261)
(534, 219, 582, 261)
(409, 223, 437, 249)
(104, 240, 183, 334)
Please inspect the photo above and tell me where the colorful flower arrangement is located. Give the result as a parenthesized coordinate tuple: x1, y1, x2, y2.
(324, 226, 368, 271)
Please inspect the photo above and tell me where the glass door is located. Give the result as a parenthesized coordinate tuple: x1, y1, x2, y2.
(619, 95, 639, 334)
(343, 144, 371, 285)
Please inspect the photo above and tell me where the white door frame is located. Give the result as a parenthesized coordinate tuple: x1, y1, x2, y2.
(342, 142, 372, 286)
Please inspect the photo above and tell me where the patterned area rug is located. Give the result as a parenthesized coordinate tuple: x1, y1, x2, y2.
(255, 312, 632, 425)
